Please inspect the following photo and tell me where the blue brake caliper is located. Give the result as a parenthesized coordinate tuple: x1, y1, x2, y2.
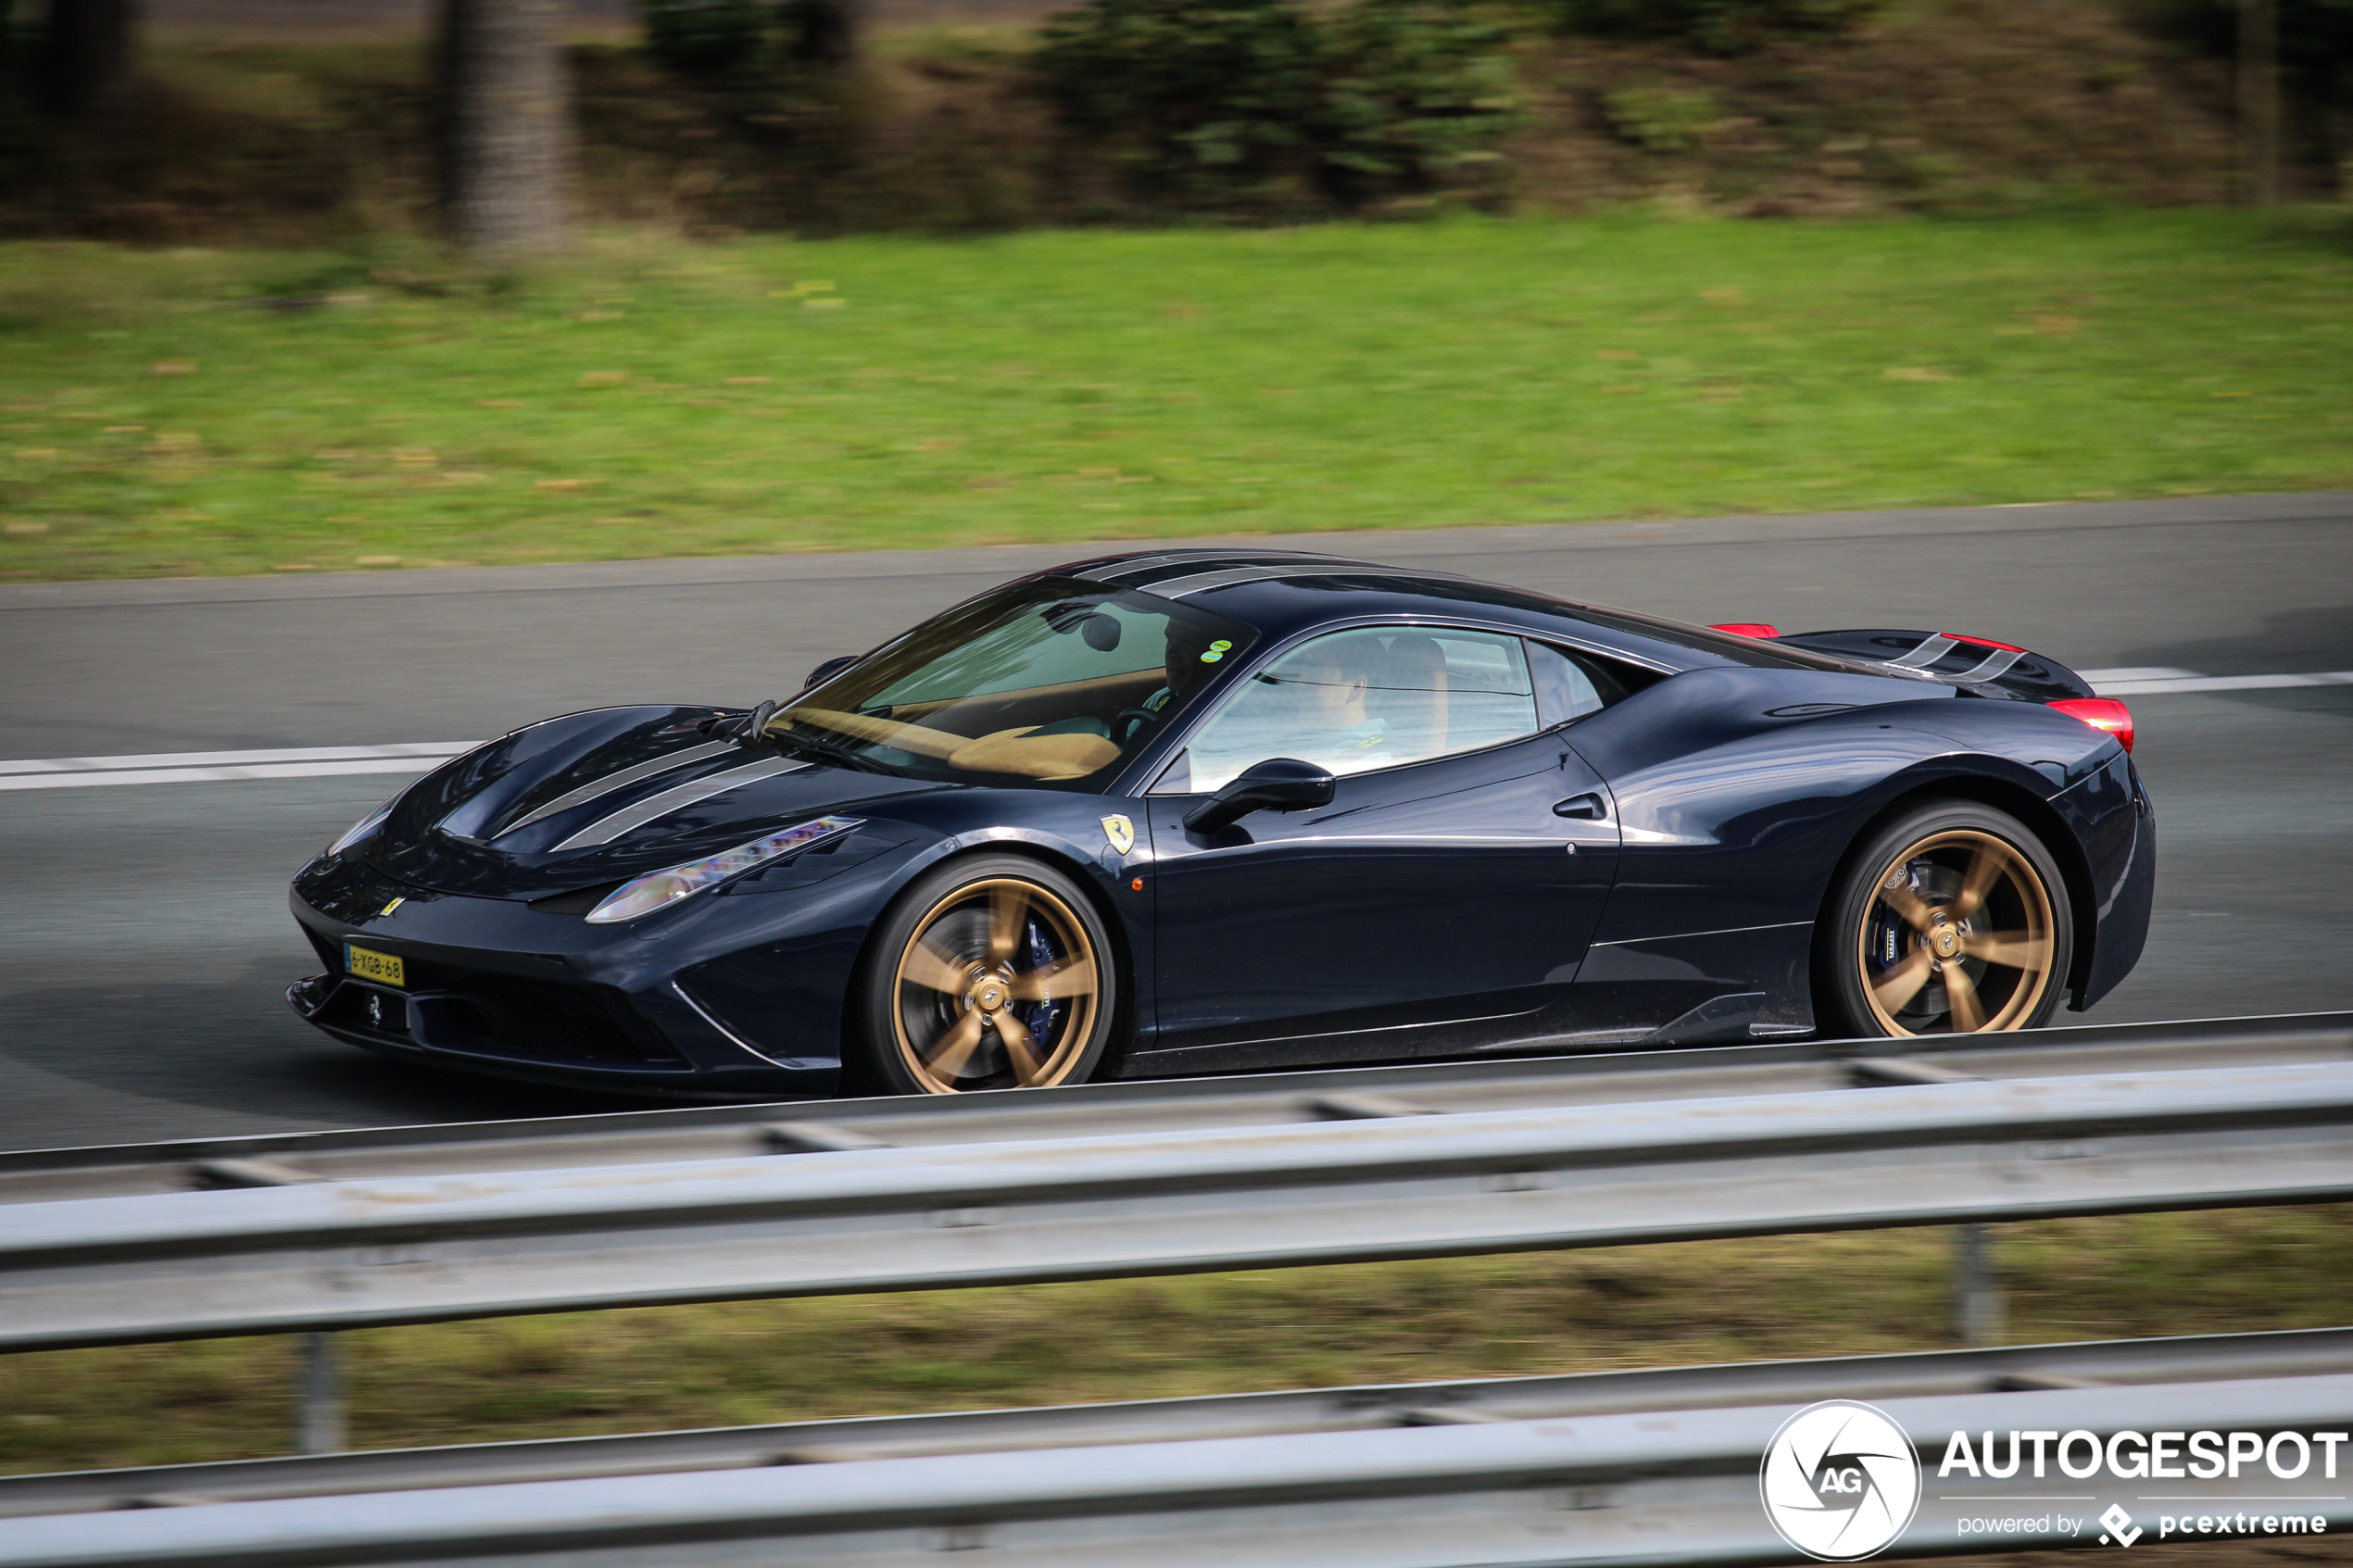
(1024, 917, 1065, 1048)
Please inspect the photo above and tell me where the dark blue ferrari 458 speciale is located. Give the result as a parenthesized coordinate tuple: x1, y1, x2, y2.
(288, 547, 2153, 1098)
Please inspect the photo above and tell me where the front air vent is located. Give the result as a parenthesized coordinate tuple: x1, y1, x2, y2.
(424, 972, 684, 1064)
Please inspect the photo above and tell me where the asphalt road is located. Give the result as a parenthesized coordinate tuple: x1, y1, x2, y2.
(4, 492, 2348, 1151)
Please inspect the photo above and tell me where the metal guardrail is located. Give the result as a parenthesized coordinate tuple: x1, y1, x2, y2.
(6, 1354, 2351, 1566)
(4, 1010, 2346, 1205)
(6, 1327, 2349, 1518)
(6, 1054, 2353, 1351)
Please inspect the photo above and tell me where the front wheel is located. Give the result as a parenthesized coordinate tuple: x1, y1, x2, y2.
(853, 855, 1118, 1095)
(1818, 802, 2073, 1038)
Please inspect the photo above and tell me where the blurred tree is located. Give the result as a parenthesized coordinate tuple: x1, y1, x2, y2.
(436, 0, 575, 252)
(781, 0, 862, 65)
(2136, 0, 2353, 194)
(40, 0, 139, 120)
(0, 0, 27, 194)
(0, 0, 19, 107)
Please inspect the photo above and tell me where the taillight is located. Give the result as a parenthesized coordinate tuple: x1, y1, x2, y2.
(2049, 696, 2133, 753)
(1939, 632, 2026, 653)
(1709, 623, 1781, 639)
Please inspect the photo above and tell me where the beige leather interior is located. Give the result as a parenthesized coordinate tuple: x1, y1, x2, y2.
(946, 727, 1122, 780)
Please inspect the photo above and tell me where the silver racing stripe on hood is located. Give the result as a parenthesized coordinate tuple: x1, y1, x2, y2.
(493, 740, 739, 839)
(551, 757, 812, 851)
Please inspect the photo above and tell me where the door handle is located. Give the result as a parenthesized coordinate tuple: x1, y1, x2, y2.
(1553, 793, 1606, 821)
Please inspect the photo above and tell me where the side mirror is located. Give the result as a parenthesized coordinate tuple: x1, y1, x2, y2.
(803, 654, 858, 691)
(1182, 758, 1335, 834)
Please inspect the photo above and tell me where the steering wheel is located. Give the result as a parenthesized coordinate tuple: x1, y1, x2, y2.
(1112, 708, 1164, 746)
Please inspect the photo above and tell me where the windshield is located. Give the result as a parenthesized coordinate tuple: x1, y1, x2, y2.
(768, 579, 1257, 789)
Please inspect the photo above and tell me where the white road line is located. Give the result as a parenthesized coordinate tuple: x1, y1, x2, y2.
(0, 742, 480, 793)
(2089, 671, 2353, 696)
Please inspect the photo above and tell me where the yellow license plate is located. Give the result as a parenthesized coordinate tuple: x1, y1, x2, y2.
(344, 944, 405, 987)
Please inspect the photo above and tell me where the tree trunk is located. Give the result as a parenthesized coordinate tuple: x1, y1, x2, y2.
(2238, 0, 2281, 206)
(41, 0, 140, 121)
(435, 0, 575, 254)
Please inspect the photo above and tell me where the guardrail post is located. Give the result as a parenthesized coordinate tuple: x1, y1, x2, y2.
(1954, 1223, 2002, 1346)
(295, 1332, 346, 1454)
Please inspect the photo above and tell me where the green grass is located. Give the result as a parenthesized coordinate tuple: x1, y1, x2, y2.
(2, 210, 2349, 582)
(4, 1207, 2349, 1474)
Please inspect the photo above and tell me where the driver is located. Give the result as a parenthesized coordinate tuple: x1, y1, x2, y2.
(1118, 618, 1223, 728)
(1152, 620, 1221, 706)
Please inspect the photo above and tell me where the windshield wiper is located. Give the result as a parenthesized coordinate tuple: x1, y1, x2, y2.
(764, 724, 904, 777)
(697, 700, 900, 778)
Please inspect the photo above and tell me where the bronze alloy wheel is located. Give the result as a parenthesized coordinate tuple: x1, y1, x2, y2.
(888, 875, 1103, 1093)
(1856, 826, 2057, 1035)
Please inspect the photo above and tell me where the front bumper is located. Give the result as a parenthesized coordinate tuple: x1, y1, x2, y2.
(286, 861, 849, 1099)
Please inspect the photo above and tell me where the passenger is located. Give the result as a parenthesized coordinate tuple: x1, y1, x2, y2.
(1288, 643, 1399, 771)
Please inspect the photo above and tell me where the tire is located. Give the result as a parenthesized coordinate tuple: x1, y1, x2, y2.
(1817, 801, 2073, 1039)
(851, 854, 1119, 1095)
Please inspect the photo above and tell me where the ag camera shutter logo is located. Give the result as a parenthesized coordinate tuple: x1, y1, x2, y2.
(1760, 1400, 1924, 1561)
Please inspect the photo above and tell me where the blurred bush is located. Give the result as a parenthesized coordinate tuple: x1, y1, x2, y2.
(1548, 0, 1880, 56)
(0, 0, 2260, 244)
(1034, 0, 1322, 201)
(1599, 85, 1718, 151)
(1033, 0, 1517, 209)
(636, 0, 865, 76)
(1316, 0, 1520, 206)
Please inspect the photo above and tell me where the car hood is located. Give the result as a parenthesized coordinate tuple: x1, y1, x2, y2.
(359, 705, 952, 899)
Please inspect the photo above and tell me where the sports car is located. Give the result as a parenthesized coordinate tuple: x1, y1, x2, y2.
(287, 547, 2153, 1098)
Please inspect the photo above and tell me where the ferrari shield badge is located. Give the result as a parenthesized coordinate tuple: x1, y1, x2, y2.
(1101, 814, 1136, 856)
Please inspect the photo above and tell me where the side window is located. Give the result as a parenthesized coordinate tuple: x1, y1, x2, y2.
(1527, 639, 1656, 728)
(1164, 627, 1540, 793)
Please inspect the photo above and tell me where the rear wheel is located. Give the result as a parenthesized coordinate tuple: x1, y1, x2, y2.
(854, 855, 1117, 1095)
(1818, 802, 2072, 1038)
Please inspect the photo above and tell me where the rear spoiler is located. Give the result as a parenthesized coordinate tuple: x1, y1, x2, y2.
(1769, 629, 2099, 705)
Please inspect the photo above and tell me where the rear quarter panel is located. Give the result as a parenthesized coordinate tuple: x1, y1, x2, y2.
(1908, 696, 2150, 1010)
(1561, 667, 2120, 1035)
